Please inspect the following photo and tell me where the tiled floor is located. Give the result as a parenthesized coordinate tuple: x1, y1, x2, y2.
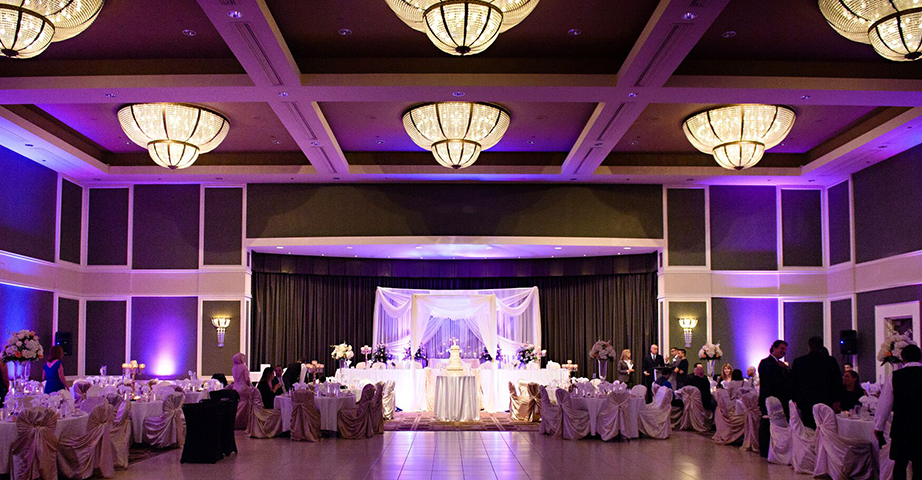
(113, 430, 806, 480)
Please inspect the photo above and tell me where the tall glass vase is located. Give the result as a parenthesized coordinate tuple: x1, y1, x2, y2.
(596, 359, 608, 380)
(11, 361, 32, 396)
(706, 359, 716, 378)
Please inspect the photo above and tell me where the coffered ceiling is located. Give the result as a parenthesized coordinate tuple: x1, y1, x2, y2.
(0, 0, 920, 186)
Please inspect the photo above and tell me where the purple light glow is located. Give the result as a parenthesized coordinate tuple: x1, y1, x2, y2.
(131, 297, 197, 379)
(714, 297, 780, 372)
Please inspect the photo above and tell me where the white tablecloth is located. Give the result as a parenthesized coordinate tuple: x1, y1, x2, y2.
(129, 401, 163, 443)
(434, 375, 479, 422)
(183, 392, 207, 404)
(336, 369, 427, 412)
(275, 393, 357, 432)
(480, 368, 571, 413)
(0, 412, 89, 474)
(548, 391, 643, 437)
(836, 415, 875, 442)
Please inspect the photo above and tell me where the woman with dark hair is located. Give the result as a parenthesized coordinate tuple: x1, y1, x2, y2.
(43, 345, 68, 394)
(837, 370, 865, 412)
(256, 366, 281, 409)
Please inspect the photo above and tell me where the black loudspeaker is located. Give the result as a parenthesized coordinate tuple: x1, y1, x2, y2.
(839, 330, 858, 355)
(55, 331, 73, 356)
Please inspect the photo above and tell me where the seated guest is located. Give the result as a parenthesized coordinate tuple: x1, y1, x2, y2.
(843, 363, 854, 372)
(745, 365, 760, 388)
(273, 365, 285, 393)
(654, 368, 673, 390)
(43, 345, 68, 394)
(686, 363, 715, 411)
(716, 362, 733, 384)
(726, 369, 745, 399)
(256, 366, 281, 409)
(211, 373, 228, 387)
(837, 370, 865, 412)
(617, 349, 634, 385)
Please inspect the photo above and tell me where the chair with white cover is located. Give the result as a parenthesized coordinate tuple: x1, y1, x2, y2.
(371, 362, 386, 370)
(671, 386, 713, 433)
(369, 382, 385, 435)
(57, 403, 116, 480)
(739, 392, 761, 452)
(234, 384, 257, 430)
(11, 407, 58, 480)
(554, 389, 590, 440)
(290, 389, 321, 442)
(355, 362, 367, 370)
(242, 387, 281, 439)
(72, 381, 91, 404)
(508, 382, 531, 421)
(788, 400, 817, 474)
(711, 388, 745, 445)
(526, 383, 541, 422)
(143, 392, 186, 448)
(598, 389, 633, 441)
(537, 386, 560, 436)
(765, 396, 791, 466)
(338, 384, 375, 439)
(108, 397, 131, 469)
(79, 396, 107, 415)
(812, 403, 878, 480)
(631, 385, 647, 402)
(153, 385, 176, 401)
(382, 381, 396, 420)
(86, 386, 103, 398)
(546, 361, 561, 370)
(639, 387, 672, 439)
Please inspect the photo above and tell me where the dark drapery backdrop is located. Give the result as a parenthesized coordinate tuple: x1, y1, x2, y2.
(251, 255, 657, 381)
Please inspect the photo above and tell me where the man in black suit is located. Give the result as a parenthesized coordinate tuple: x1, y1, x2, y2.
(791, 337, 842, 429)
(686, 363, 715, 411)
(875, 344, 922, 480)
(758, 339, 791, 458)
(642, 344, 665, 398)
(674, 349, 689, 388)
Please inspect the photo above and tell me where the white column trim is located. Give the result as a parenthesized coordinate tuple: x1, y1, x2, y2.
(54, 173, 62, 264)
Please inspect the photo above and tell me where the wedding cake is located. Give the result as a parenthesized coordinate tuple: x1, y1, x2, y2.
(446, 344, 465, 373)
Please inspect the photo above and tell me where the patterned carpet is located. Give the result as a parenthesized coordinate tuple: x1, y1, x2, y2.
(384, 411, 540, 431)
(129, 444, 175, 464)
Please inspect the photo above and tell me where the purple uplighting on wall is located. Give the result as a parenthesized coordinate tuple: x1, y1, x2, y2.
(0, 282, 54, 380)
(131, 296, 198, 378)
(712, 297, 780, 372)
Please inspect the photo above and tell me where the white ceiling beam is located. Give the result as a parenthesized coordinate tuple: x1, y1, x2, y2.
(195, 0, 349, 174)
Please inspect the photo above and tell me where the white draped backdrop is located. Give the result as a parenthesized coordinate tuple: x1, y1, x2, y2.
(372, 286, 542, 360)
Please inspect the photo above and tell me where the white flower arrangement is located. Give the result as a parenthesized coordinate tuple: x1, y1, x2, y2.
(698, 342, 723, 360)
(2, 330, 44, 363)
(877, 332, 916, 365)
(331, 343, 354, 360)
(589, 340, 616, 360)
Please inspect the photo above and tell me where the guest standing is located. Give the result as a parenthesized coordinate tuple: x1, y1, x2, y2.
(758, 340, 791, 458)
(791, 337, 841, 429)
(686, 363, 715, 411)
(42, 345, 68, 394)
(674, 349, 689, 388)
(282, 362, 302, 391)
(256, 367, 281, 409)
(875, 344, 922, 480)
(231, 352, 251, 393)
(837, 370, 865, 413)
(642, 344, 665, 395)
(617, 349, 634, 385)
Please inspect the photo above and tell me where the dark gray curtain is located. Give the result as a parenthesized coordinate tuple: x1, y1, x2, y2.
(251, 273, 657, 381)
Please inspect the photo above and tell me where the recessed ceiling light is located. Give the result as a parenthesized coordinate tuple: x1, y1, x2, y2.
(627, 92, 638, 98)
(721, 31, 736, 38)
(227, 10, 242, 18)
(215, 177, 223, 180)
(686, 178, 694, 182)
(376, 140, 386, 145)
(346, 246, 353, 249)
(278, 91, 289, 97)
(628, 140, 639, 146)
(105, 93, 116, 98)
(570, 178, 577, 181)
(333, 177, 340, 180)
(617, 252, 622, 255)
(554, 247, 562, 250)
(354, 255, 357, 258)
(593, 142, 603, 147)
(624, 247, 632, 250)
(567, 28, 581, 36)
(182, 29, 197, 37)
(800, 95, 811, 100)
(551, 255, 554, 258)
(583, 254, 586, 257)
(879, 145, 888, 149)
(310, 141, 320, 146)
(338, 28, 352, 36)
(93, 178, 101, 181)
(808, 179, 815, 182)
(24, 143, 33, 147)
(321, 254, 325, 256)
(415, 246, 422, 249)
(452, 91, 465, 97)
(276, 246, 283, 249)
(780, 143, 786, 146)
(527, 140, 536, 145)
(485, 246, 492, 249)
(271, 139, 282, 145)
(682, 11, 697, 20)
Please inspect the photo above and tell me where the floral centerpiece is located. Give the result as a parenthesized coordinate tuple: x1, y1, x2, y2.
(514, 344, 545, 369)
(589, 340, 616, 380)
(3, 330, 44, 387)
(878, 332, 916, 365)
(698, 342, 723, 377)
(479, 347, 493, 363)
(331, 343, 354, 370)
(372, 345, 393, 364)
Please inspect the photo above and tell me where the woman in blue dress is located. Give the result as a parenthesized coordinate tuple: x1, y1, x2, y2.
(43, 345, 68, 394)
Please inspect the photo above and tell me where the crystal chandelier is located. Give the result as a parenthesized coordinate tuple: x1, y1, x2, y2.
(682, 104, 796, 170)
(678, 316, 698, 348)
(819, 0, 922, 61)
(384, 0, 539, 55)
(403, 101, 510, 169)
(117, 103, 230, 170)
(0, 0, 104, 59)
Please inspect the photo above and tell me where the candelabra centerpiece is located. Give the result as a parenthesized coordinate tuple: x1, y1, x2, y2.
(121, 360, 145, 381)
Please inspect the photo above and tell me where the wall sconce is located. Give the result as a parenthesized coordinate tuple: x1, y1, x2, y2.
(678, 316, 698, 347)
(211, 316, 231, 347)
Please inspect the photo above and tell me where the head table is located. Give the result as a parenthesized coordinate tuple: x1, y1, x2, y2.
(335, 365, 570, 413)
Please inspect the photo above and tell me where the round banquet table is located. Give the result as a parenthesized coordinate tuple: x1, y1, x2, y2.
(129, 400, 164, 443)
(548, 389, 644, 438)
(836, 414, 876, 442)
(0, 411, 89, 474)
(183, 391, 207, 404)
(434, 375, 479, 422)
(274, 393, 357, 432)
